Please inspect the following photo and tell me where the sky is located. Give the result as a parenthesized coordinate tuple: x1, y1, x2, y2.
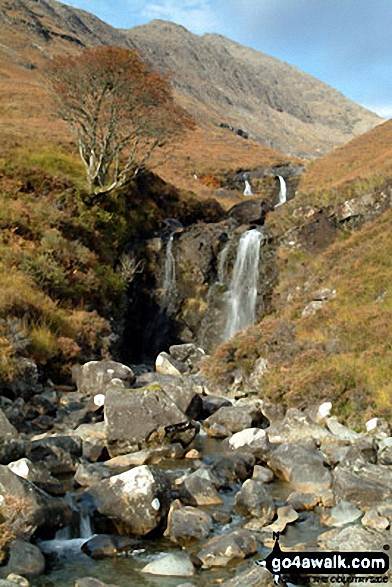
(60, 0, 392, 118)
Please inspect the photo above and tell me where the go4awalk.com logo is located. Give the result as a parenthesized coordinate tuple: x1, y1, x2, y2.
(256, 533, 390, 584)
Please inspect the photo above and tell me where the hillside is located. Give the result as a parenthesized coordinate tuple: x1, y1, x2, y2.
(0, 0, 382, 161)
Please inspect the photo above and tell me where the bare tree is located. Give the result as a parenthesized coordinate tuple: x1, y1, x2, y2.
(46, 46, 189, 196)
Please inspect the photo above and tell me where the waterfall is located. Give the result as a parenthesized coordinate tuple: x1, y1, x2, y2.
(243, 180, 253, 196)
(39, 502, 94, 556)
(275, 175, 287, 208)
(224, 228, 263, 340)
(217, 240, 231, 285)
(161, 233, 176, 308)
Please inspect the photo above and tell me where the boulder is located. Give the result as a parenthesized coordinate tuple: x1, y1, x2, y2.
(234, 480, 275, 522)
(252, 465, 274, 484)
(223, 428, 272, 461)
(26, 435, 82, 474)
(220, 563, 272, 587)
(362, 510, 390, 531)
(268, 443, 332, 493)
(73, 360, 135, 396)
(228, 199, 269, 225)
(7, 458, 64, 496)
(155, 352, 185, 377)
(0, 466, 72, 541)
(378, 437, 392, 465)
(168, 343, 206, 373)
(318, 525, 389, 552)
(81, 535, 139, 558)
(287, 491, 319, 511)
(178, 469, 222, 506)
(104, 385, 198, 457)
(73, 422, 107, 463)
(74, 462, 113, 487)
(321, 500, 362, 527)
(333, 457, 392, 508)
(74, 580, 118, 587)
(259, 505, 298, 533)
(267, 408, 334, 445)
(201, 395, 232, 419)
(0, 541, 45, 578)
(195, 529, 258, 567)
(0, 410, 25, 465)
(133, 373, 203, 420)
(85, 465, 171, 536)
(211, 454, 255, 485)
(204, 404, 268, 438)
(141, 553, 195, 577)
(164, 499, 212, 545)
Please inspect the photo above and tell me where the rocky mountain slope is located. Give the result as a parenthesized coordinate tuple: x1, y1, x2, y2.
(0, 0, 382, 159)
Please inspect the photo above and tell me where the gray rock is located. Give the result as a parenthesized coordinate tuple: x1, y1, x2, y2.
(224, 428, 272, 461)
(73, 360, 135, 396)
(141, 553, 195, 577)
(104, 385, 198, 457)
(201, 395, 232, 418)
(169, 343, 206, 373)
(155, 352, 185, 376)
(321, 500, 362, 527)
(334, 457, 392, 508)
(318, 525, 389, 551)
(85, 465, 171, 536)
(195, 529, 258, 567)
(234, 479, 275, 522)
(27, 435, 82, 474)
(74, 462, 112, 487)
(0, 410, 25, 465)
(378, 437, 392, 465)
(287, 491, 319, 511)
(164, 499, 212, 545)
(179, 469, 222, 506)
(268, 443, 332, 493)
(7, 458, 63, 496)
(74, 579, 118, 587)
(252, 465, 274, 483)
(5, 575, 30, 587)
(0, 540, 45, 578)
(211, 454, 255, 485)
(267, 408, 335, 445)
(81, 535, 139, 558)
(73, 422, 107, 463)
(362, 510, 390, 531)
(220, 563, 272, 587)
(0, 466, 72, 541)
(204, 405, 268, 438)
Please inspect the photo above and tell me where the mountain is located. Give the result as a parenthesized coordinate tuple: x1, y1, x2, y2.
(0, 0, 381, 160)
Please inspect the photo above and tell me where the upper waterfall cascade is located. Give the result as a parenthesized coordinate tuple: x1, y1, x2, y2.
(224, 228, 264, 341)
(275, 175, 287, 208)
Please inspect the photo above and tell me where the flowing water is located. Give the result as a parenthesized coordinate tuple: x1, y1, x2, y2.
(224, 228, 264, 341)
(161, 233, 176, 310)
(275, 175, 287, 208)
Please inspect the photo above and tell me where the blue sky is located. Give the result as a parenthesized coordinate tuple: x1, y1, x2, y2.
(60, 0, 392, 118)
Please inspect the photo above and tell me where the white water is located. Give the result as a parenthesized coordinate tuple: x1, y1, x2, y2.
(217, 241, 231, 285)
(40, 509, 94, 556)
(161, 233, 176, 308)
(243, 180, 253, 196)
(274, 175, 287, 208)
(224, 228, 263, 340)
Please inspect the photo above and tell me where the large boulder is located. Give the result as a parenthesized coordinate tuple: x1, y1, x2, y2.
(7, 458, 64, 496)
(26, 435, 82, 474)
(164, 499, 212, 545)
(267, 408, 335, 445)
(204, 404, 268, 438)
(228, 199, 269, 225)
(168, 343, 206, 373)
(223, 428, 272, 462)
(141, 553, 195, 577)
(333, 457, 392, 508)
(73, 360, 135, 396)
(85, 465, 171, 536)
(268, 443, 332, 493)
(0, 540, 45, 578)
(0, 466, 72, 542)
(104, 385, 198, 457)
(234, 479, 275, 523)
(178, 469, 222, 506)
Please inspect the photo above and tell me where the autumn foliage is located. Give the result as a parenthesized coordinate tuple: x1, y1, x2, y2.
(45, 46, 189, 195)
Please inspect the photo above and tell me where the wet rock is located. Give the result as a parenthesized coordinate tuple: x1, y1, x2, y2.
(73, 360, 135, 396)
(211, 454, 255, 485)
(267, 408, 334, 445)
(73, 422, 107, 463)
(0, 466, 72, 540)
(178, 469, 222, 506)
(105, 444, 184, 470)
(74, 462, 112, 487)
(134, 372, 203, 420)
(27, 435, 82, 474)
(268, 443, 332, 493)
(204, 404, 268, 438)
(86, 465, 171, 536)
(333, 457, 392, 508)
(104, 385, 198, 457)
(0, 540, 45, 578)
(195, 529, 258, 567)
(321, 500, 362, 527)
(234, 479, 275, 522)
(7, 458, 64, 496)
(377, 437, 392, 465)
(81, 535, 139, 558)
(142, 553, 194, 577)
(201, 395, 232, 418)
(155, 352, 185, 376)
(5, 575, 30, 587)
(287, 491, 319, 511)
(211, 511, 232, 525)
(252, 465, 274, 483)
(169, 343, 206, 373)
(224, 428, 272, 461)
(0, 410, 25, 465)
(362, 509, 390, 531)
(164, 499, 212, 545)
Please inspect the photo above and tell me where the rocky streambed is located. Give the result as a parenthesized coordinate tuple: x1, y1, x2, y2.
(0, 344, 391, 587)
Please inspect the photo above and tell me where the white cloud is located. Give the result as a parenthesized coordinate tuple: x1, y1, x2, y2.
(361, 104, 392, 119)
(141, 0, 218, 33)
